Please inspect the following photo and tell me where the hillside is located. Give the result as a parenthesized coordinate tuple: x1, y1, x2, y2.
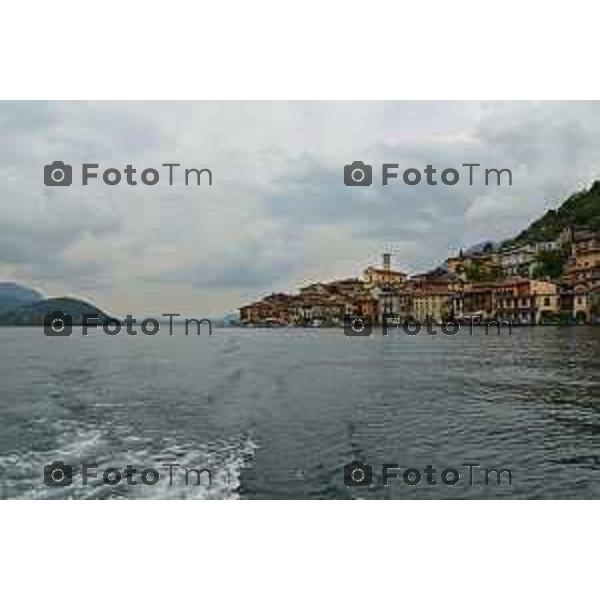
(0, 297, 112, 326)
(507, 180, 600, 246)
(0, 282, 44, 312)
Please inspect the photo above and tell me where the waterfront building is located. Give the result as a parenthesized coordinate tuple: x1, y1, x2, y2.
(496, 240, 561, 278)
(572, 284, 590, 323)
(564, 231, 600, 286)
(412, 288, 453, 322)
(497, 244, 537, 277)
(458, 282, 495, 321)
(560, 230, 600, 322)
(588, 285, 600, 323)
(363, 265, 407, 289)
(353, 294, 379, 321)
(447, 248, 499, 281)
(238, 232, 600, 327)
(239, 293, 294, 325)
(494, 278, 559, 324)
(372, 283, 410, 323)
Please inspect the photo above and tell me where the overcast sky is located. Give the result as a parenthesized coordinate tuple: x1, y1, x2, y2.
(0, 101, 599, 316)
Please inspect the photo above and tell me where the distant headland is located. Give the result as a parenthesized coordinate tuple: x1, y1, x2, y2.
(0, 283, 111, 326)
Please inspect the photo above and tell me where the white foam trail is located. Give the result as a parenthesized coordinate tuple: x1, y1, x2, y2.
(0, 418, 257, 500)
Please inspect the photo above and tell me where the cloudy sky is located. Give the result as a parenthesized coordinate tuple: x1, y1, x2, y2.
(0, 101, 599, 316)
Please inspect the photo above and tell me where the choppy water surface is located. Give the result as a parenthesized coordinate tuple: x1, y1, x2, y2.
(0, 326, 599, 499)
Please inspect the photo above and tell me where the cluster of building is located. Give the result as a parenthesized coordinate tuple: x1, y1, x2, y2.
(239, 227, 600, 326)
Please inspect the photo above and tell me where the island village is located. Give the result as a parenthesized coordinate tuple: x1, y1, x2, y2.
(239, 224, 600, 328)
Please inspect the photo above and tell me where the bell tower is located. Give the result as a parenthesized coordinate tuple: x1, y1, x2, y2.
(383, 252, 391, 271)
(381, 251, 393, 320)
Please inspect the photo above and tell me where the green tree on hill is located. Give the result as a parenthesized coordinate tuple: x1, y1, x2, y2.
(532, 249, 567, 280)
(508, 180, 600, 246)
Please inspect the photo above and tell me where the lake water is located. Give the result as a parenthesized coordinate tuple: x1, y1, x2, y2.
(0, 326, 599, 499)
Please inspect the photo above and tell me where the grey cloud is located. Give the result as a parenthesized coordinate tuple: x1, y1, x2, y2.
(0, 101, 599, 314)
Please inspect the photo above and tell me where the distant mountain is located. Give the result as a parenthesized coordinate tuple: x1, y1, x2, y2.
(0, 297, 112, 326)
(507, 180, 600, 246)
(0, 282, 44, 312)
(222, 312, 241, 326)
(464, 240, 498, 256)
